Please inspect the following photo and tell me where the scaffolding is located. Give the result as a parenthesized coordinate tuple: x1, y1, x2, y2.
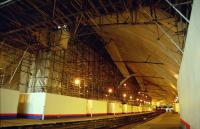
(0, 43, 29, 91)
(0, 40, 125, 100)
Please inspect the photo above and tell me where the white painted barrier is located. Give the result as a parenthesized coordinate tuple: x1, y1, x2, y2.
(45, 93, 87, 118)
(18, 93, 151, 120)
(132, 106, 140, 113)
(18, 93, 108, 119)
(0, 88, 19, 119)
(122, 104, 132, 114)
(107, 101, 122, 115)
(18, 93, 46, 119)
(87, 100, 107, 116)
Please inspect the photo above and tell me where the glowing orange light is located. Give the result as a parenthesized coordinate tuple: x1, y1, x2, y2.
(74, 79, 80, 85)
(123, 93, 127, 98)
(129, 96, 133, 99)
(108, 88, 113, 93)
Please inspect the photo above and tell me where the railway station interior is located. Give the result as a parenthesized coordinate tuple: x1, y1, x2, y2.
(0, 0, 199, 129)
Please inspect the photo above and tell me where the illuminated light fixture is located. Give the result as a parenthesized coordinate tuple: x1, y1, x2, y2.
(145, 96, 148, 98)
(86, 90, 88, 93)
(140, 99, 143, 102)
(138, 92, 141, 94)
(108, 88, 113, 93)
(123, 83, 127, 87)
(174, 74, 178, 79)
(123, 93, 127, 98)
(129, 96, 133, 99)
(136, 98, 139, 101)
(57, 25, 61, 29)
(74, 78, 80, 85)
(105, 94, 108, 97)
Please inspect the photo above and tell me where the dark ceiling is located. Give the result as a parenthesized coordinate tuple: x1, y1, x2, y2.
(0, 0, 192, 101)
(0, 0, 139, 61)
(0, 0, 192, 58)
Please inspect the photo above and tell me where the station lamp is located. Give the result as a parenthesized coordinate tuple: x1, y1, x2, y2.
(108, 88, 113, 93)
(136, 98, 139, 101)
(123, 93, 127, 98)
(129, 96, 133, 99)
(174, 74, 178, 79)
(74, 78, 81, 85)
(57, 25, 61, 29)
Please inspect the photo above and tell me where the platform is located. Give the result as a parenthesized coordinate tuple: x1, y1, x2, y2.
(0, 112, 161, 129)
(118, 112, 180, 129)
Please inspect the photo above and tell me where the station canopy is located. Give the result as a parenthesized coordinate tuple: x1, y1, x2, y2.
(0, 0, 189, 103)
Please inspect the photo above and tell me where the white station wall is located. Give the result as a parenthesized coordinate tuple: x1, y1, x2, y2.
(132, 106, 142, 113)
(45, 93, 87, 117)
(141, 105, 152, 112)
(138, 106, 142, 112)
(17, 92, 149, 119)
(115, 102, 123, 114)
(132, 106, 138, 113)
(177, 0, 200, 128)
(0, 88, 19, 119)
(107, 101, 122, 114)
(122, 104, 132, 113)
(87, 100, 107, 116)
(18, 93, 46, 119)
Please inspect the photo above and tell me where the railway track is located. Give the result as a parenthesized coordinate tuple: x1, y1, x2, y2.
(1, 112, 163, 129)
